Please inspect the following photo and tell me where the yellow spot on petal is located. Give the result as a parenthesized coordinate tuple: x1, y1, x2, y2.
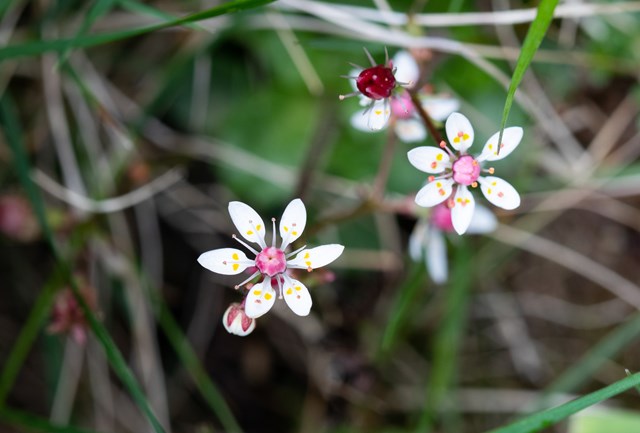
(492, 181, 497, 186)
(456, 198, 462, 203)
(284, 226, 289, 232)
(304, 252, 310, 259)
(295, 286, 302, 291)
(256, 224, 261, 231)
(292, 231, 298, 236)
(286, 288, 293, 295)
(232, 263, 239, 271)
(374, 110, 382, 115)
(253, 290, 262, 296)
(453, 137, 461, 143)
(265, 293, 273, 300)
(488, 144, 493, 150)
(436, 154, 443, 161)
(487, 188, 492, 194)
(246, 230, 254, 235)
(463, 133, 470, 140)
(305, 261, 312, 267)
(436, 182, 442, 188)
(232, 253, 239, 260)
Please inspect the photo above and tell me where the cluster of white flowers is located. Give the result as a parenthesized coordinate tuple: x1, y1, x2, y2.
(200, 49, 524, 336)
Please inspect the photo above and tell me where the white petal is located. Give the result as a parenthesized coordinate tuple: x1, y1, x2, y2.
(197, 248, 251, 275)
(409, 219, 428, 261)
(466, 205, 498, 234)
(426, 228, 448, 284)
(349, 67, 362, 93)
(244, 281, 276, 319)
(421, 96, 460, 122)
(279, 198, 306, 249)
(367, 99, 391, 131)
(479, 176, 521, 210)
(394, 118, 426, 143)
(288, 244, 345, 270)
(407, 146, 451, 174)
(445, 112, 474, 152)
(478, 127, 523, 162)
(228, 201, 266, 247)
(282, 276, 312, 316)
(392, 50, 419, 86)
(415, 178, 454, 207)
(350, 109, 377, 133)
(451, 186, 476, 235)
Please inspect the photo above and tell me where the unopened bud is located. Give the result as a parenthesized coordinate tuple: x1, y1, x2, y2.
(222, 303, 256, 337)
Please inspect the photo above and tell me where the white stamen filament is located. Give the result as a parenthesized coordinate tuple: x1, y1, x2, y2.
(271, 217, 276, 247)
(276, 275, 284, 299)
(247, 220, 267, 249)
(286, 244, 307, 259)
(232, 234, 260, 256)
(234, 270, 261, 290)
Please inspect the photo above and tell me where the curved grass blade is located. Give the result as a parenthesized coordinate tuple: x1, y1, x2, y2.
(0, 407, 103, 433)
(496, 0, 559, 154)
(485, 372, 640, 433)
(0, 95, 166, 433)
(0, 0, 275, 61)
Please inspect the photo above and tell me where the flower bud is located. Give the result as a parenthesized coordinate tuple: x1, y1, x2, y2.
(222, 303, 256, 336)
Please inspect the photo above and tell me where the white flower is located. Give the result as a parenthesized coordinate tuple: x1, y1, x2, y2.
(341, 49, 418, 131)
(409, 203, 497, 283)
(407, 112, 523, 235)
(222, 303, 256, 336)
(198, 199, 344, 318)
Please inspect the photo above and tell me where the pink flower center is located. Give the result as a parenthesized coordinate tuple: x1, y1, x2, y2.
(390, 92, 414, 119)
(452, 155, 481, 186)
(430, 203, 455, 232)
(255, 246, 287, 277)
(356, 66, 396, 100)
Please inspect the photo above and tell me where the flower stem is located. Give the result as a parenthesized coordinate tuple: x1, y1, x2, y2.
(409, 90, 444, 144)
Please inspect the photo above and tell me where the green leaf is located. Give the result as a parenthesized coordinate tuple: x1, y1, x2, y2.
(497, 0, 559, 152)
(484, 373, 640, 433)
(569, 408, 640, 433)
(0, 0, 275, 61)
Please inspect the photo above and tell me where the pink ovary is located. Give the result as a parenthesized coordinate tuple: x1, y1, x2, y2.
(255, 247, 287, 277)
(452, 155, 481, 186)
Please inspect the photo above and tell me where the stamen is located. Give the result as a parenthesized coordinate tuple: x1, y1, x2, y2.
(271, 217, 276, 247)
(234, 270, 260, 290)
(484, 167, 495, 174)
(471, 182, 478, 188)
(232, 234, 260, 256)
(348, 62, 364, 70)
(439, 140, 455, 157)
(384, 46, 389, 65)
(363, 47, 376, 67)
(428, 173, 453, 182)
(277, 275, 284, 299)
(339, 91, 359, 100)
(286, 245, 307, 259)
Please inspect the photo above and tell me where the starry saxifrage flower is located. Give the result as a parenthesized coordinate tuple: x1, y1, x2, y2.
(198, 199, 344, 319)
(222, 302, 256, 336)
(340, 49, 417, 131)
(409, 203, 497, 283)
(407, 112, 523, 235)
(349, 51, 459, 142)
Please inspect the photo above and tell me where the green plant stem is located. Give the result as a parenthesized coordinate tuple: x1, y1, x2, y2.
(484, 373, 640, 433)
(409, 91, 443, 145)
(416, 244, 473, 432)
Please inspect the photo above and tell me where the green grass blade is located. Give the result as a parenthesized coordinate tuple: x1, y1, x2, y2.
(155, 299, 244, 433)
(416, 244, 473, 432)
(497, 0, 559, 151)
(485, 373, 640, 433)
(0, 407, 103, 433)
(377, 264, 426, 359)
(0, 0, 275, 61)
(542, 313, 640, 400)
(0, 95, 166, 433)
(0, 277, 60, 406)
